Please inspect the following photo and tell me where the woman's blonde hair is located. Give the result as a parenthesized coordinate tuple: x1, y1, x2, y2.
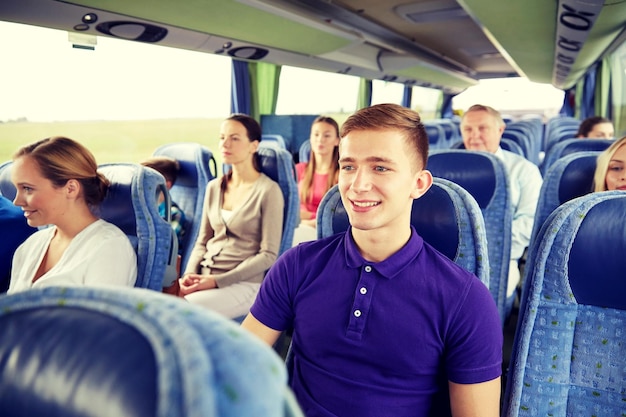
(593, 136, 626, 192)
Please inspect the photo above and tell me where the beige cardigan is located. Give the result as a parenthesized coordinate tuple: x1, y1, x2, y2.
(184, 173, 284, 287)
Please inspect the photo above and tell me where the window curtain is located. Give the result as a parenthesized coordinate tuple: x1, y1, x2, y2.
(595, 57, 611, 120)
(357, 78, 372, 109)
(231, 60, 251, 115)
(401, 85, 412, 108)
(249, 62, 281, 121)
(440, 93, 455, 119)
(610, 44, 625, 136)
(576, 65, 597, 120)
(559, 88, 575, 116)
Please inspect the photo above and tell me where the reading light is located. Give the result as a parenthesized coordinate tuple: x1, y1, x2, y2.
(82, 13, 98, 24)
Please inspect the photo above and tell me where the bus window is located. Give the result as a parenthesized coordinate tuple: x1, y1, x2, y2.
(275, 66, 358, 116)
(452, 78, 564, 121)
(0, 21, 231, 164)
(371, 80, 404, 107)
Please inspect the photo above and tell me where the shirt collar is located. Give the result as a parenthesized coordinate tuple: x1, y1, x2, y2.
(344, 226, 424, 279)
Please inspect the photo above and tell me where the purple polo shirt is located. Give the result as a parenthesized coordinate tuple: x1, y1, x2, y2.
(250, 227, 502, 417)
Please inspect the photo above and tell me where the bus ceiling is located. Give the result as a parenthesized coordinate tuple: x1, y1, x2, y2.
(0, 0, 624, 93)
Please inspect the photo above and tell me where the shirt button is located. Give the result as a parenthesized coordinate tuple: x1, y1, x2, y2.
(364, 266, 372, 272)
(360, 287, 367, 295)
(354, 309, 361, 317)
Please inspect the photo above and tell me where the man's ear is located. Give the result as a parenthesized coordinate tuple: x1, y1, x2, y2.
(411, 169, 433, 200)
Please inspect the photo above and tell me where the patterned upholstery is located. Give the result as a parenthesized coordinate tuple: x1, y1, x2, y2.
(316, 178, 490, 287)
(0, 160, 16, 200)
(0, 286, 299, 417)
(428, 150, 512, 323)
(257, 145, 299, 255)
(503, 191, 626, 417)
(153, 142, 217, 270)
(529, 151, 599, 248)
(541, 138, 613, 175)
(98, 163, 175, 290)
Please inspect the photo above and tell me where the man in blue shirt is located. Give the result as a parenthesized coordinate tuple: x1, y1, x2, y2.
(242, 104, 502, 417)
(0, 195, 36, 292)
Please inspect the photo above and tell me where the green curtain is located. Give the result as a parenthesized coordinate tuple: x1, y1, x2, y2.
(594, 57, 611, 118)
(610, 47, 625, 136)
(356, 78, 372, 109)
(248, 62, 281, 121)
(574, 78, 584, 119)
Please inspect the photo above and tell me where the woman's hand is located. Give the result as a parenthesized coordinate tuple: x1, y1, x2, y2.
(178, 273, 217, 296)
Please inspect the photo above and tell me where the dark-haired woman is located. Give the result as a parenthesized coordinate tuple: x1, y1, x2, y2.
(179, 114, 284, 319)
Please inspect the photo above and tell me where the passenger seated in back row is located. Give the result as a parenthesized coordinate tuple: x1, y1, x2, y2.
(576, 116, 614, 139)
(8, 136, 137, 293)
(292, 116, 340, 244)
(140, 155, 187, 254)
(178, 114, 284, 319)
(242, 104, 502, 417)
(593, 135, 626, 192)
(460, 104, 542, 303)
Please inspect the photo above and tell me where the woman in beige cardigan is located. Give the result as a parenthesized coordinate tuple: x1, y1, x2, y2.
(179, 114, 284, 318)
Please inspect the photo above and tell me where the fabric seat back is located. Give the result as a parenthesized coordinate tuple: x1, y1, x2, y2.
(98, 163, 175, 290)
(0, 286, 299, 417)
(427, 150, 512, 323)
(503, 191, 626, 417)
(153, 142, 217, 270)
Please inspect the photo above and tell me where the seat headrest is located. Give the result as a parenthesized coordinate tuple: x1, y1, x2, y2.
(98, 166, 138, 236)
(568, 196, 626, 309)
(428, 151, 497, 208)
(0, 162, 16, 201)
(0, 307, 157, 417)
(561, 138, 614, 157)
(257, 147, 280, 182)
(321, 183, 461, 262)
(153, 143, 216, 188)
(558, 154, 596, 202)
(411, 185, 459, 260)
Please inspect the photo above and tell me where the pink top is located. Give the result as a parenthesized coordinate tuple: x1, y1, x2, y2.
(296, 162, 329, 219)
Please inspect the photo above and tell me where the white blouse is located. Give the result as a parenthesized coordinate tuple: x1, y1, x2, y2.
(9, 219, 137, 293)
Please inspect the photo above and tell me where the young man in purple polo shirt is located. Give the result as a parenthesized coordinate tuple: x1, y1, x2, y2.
(242, 103, 502, 417)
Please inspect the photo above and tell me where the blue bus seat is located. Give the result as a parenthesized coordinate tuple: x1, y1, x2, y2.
(261, 134, 287, 149)
(503, 191, 626, 417)
(428, 150, 512, 323)
(0, 160, 16, 200)
(260, 114, 318, 157)
(529, 151, 599, 248)
(316, 179, 490, 288)
(423, 122, 447, 150)
(98, 163, 176, 290)
(257, 146, 299, 255)
(298, 139, 311, 163)
(450, 139, 524, 157)
(541, 138, 613, 175)
(153, 142, 217, 271)
(0, 286, 299, 417)
(502, 129, 531, 161)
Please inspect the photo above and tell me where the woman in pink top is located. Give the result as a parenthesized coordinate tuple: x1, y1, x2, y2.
(293, 117, 340, 243)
